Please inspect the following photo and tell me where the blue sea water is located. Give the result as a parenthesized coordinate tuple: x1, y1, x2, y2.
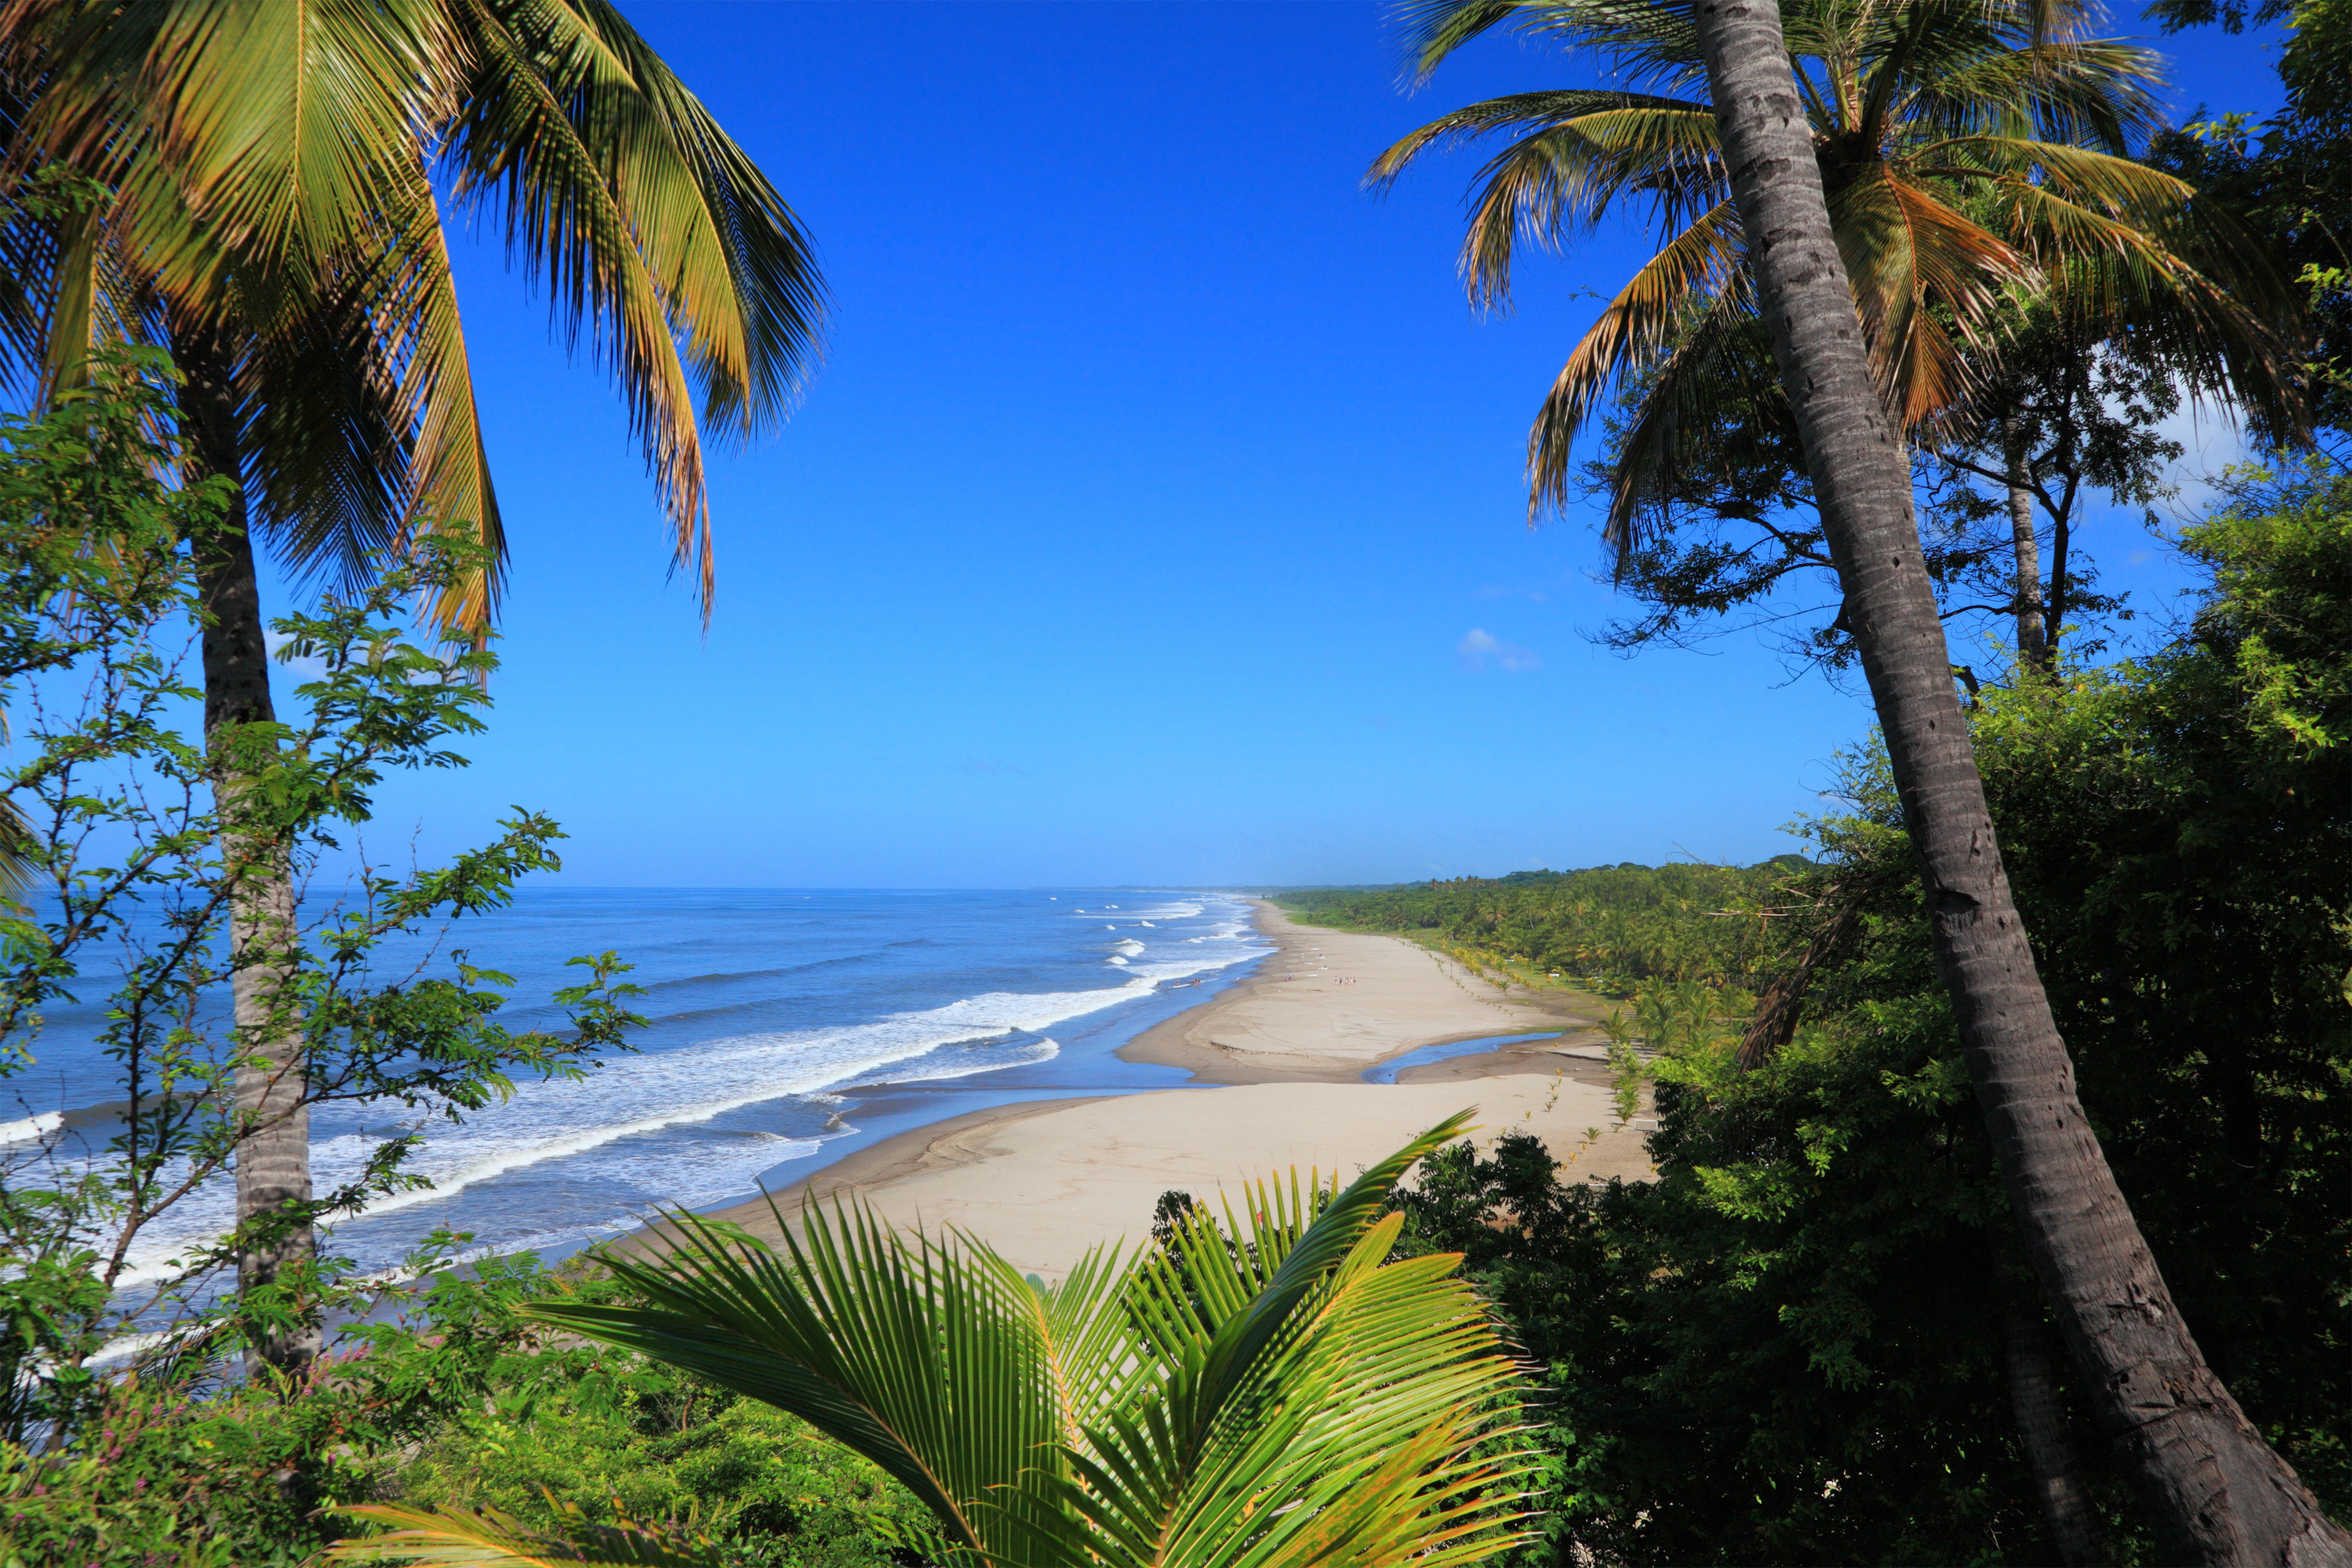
(1359, 1033, 1562, 1085)
(3, 889, 1268, 1292)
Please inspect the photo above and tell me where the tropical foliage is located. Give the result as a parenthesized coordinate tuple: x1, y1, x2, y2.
(338, 1113, 1541, 1567)
(1367, 462, 2352, 1564)
(1287, 859, 1811, 988)
(1373, 0, 2293, 536)
(0, 365, 644, 1442)
(0, 0, 825, 625)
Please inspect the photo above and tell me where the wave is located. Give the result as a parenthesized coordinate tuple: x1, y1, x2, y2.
(0, 1111, 62, 1145)
(93, 894, 1273, 1292)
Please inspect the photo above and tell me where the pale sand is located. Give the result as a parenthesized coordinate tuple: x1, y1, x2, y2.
(689, 902, 1656, 1281)
(1120, 902, 1593, 1083)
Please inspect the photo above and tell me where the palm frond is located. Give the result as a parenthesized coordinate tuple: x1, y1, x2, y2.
(1526, 197, 1742, 515)
(1587, 293, 1783, 566)
(1034, 1209, 1536, 1568)
(1371, 94, 1717, 306)
(555, 0, 826, 440)
(31, 0, 453, 300)
(443, 0, 826, 621)
(1390, 0, 1537, 84)
(506, 1114, 1540, 1568)
(525, 1200, 1056, 1559)
(329, 1497, 720, 1565)
(1829, 168, 2020, 429)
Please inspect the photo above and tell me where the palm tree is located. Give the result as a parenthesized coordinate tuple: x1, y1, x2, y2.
(1369, 0, 2296, 636)
(1679, 1, 2350, 1562)
(327, 1116, 1541, 1568)
(0, 0, 825, 1369)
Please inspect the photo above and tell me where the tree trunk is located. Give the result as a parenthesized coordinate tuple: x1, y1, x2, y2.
(1689, 5, 2352, 1563)
(2003, 419, 2046, 674)
(171, 316, 321, 1377)
(1995, 1230, 2106, 1565)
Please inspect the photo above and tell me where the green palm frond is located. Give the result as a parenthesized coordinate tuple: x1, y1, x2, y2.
(1381, 0, 2304, 520)
(495, 1113, 1539, 1568)
(1906, 39, 2166, 149)
(32, 0, 454, 301)
(443, 0, 825, 620)
(1371, 97, 1720, 306)
(329, 1496, 720, 1565)
(1390, 0, 1536, 84)
(534, 1201, 1056, 1558)
(1525, 197, 1740, 512)
(3, 0, 825, 636)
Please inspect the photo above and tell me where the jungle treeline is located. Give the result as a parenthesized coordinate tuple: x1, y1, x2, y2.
(1289, 463, 2352, 1563)
(1284, 858, 1816, 990)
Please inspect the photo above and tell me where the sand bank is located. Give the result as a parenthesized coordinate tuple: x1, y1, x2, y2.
(687, 902, 1654, 1279)
(1119, 902, 1593, 1083)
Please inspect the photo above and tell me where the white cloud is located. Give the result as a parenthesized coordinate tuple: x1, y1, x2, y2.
(263, 629, 328, 679)
(1456, 628, 1539, 674)
(2153, 400, 2257, 515)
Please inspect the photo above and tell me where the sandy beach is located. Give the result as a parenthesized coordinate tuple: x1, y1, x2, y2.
(700, 902, 1656, 1279)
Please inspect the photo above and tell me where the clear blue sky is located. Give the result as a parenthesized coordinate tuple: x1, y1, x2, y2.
(299, 1, 2290, 889)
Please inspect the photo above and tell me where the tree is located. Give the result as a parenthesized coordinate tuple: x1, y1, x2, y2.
(2149, 0, 2352, 453)
(0, 0, 825, 1368)
(1916, 314, 2183, 674)
(329, 1117, 1542, 1568)
(1358, 463, 2352, 1565)
(1371, 0, 2298, 678)
(0, 357, 644, 1428)
(1679, 1, 2348, 1560)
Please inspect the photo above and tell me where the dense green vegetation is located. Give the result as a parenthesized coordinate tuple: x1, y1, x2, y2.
(0, 1250, 928, 1567)
(1376, 461, 2352, 1565)
(1287, 859, 1814, 990)
(5, 0, 2350, 1560)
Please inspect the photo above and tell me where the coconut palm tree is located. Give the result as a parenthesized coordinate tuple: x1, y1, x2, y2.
(1678, 1, 2350, 1563)
(0, 0, 825, 1369)
(327, 1116, 1541, 1568)
(1369, 0, 2297, 601)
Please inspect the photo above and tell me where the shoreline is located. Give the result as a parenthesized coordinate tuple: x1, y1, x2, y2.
(1117, 901, 1601, 1083)
(687, 902, 1651, 1276)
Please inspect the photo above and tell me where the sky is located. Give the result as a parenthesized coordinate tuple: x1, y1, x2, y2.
(269, 1, 2293, 889)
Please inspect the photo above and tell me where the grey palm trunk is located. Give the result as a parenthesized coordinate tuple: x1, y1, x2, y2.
(1689, 2, 2352, 1563)
(2001, 419, 2048, 673)
(174, 321, 322, 1375)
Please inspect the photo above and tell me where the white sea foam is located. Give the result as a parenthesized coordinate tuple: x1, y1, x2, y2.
(0, 1111, 62, 1145)
(96, 894, 1275, 1294)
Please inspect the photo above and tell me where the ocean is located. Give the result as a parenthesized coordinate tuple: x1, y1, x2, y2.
(3, 888, 1269, 1296)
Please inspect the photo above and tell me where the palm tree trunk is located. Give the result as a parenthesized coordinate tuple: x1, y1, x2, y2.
(171, 317, 320, 1376)
(1995, 1230, 2104, 1565)
(2002, 420, 2046, 674)
(1690, 3, 2351, 1562)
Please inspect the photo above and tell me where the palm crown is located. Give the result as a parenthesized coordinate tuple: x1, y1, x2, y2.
(1370, 0, 2296, 560)
(1, 0, 825, 629)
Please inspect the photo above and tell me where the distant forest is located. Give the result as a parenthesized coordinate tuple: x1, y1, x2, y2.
(1282, 858, 1818, 988)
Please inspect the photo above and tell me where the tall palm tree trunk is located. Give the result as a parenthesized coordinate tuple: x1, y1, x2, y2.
(2002, 419, 2048, 673)
(172, 318, 319, 1375)
(1689, 3, 2350, 1561)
